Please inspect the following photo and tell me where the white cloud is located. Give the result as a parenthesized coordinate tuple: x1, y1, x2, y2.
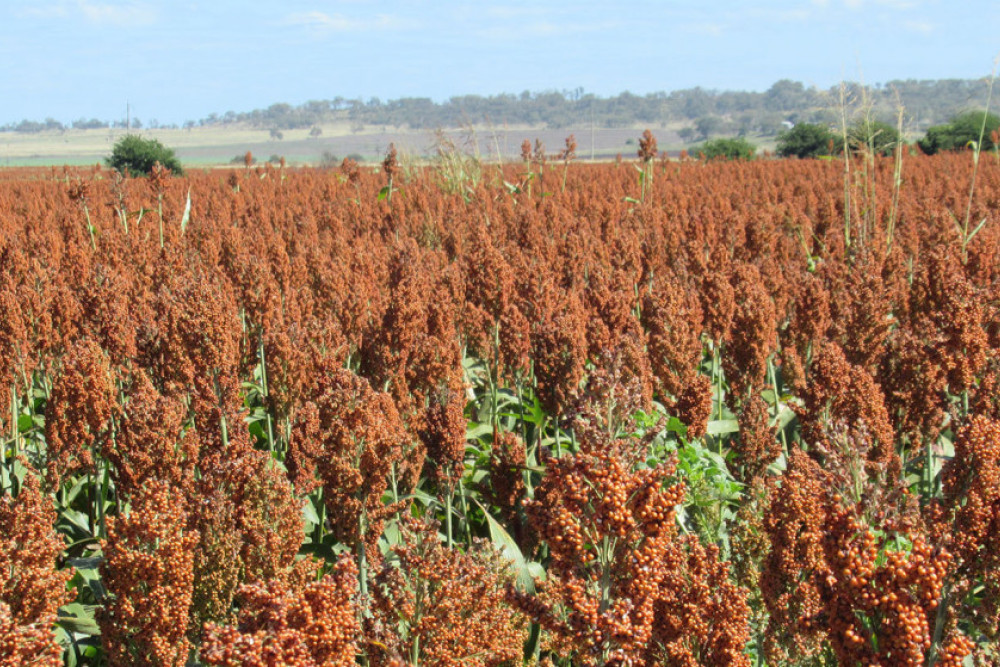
(471, 14, 620, 42)
(484, 6, 549, 20)
(18, 4, 71, 19)
(836, 0, 923, 9)
(77, 1, 155, 26)
(876, 0, 921, 8)
(284, 11, 409, 33)
(18, 1, 155, 26)
(522, 20, 619, 37)
(684, 22, 725, 36)
(903, 18, 934, 33)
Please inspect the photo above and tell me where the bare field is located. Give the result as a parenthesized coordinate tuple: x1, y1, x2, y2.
(0, 122, 707, 167)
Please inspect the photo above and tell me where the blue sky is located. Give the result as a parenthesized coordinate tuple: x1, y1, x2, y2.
(2, 0, 997, 126)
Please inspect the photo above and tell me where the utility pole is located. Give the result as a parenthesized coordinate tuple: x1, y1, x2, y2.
(126, 102, 130, 133)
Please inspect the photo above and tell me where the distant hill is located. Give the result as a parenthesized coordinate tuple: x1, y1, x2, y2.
(5, 78, 995, 141)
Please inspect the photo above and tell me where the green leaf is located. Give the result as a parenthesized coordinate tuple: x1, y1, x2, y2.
(966, 216, 989, 243)
(300, 541, 344, 563)
(706, 419, 739, 435)
(775, 404, 797, 430)
(179, 188, 192, 234)
(524, 622, 542, 663)
(466, 422, 493, 442)
(58, 509, 93, 537)
(65, 557, 103, 570)
(475, 499, 537, 593)
(302, 500, 320, 526)
(377, 186, 390, 201)
(526, 561, 546, 580)
(665, 417, 688, 437)
(57, 603, 101, 636)
(948, 210, 964, 238)
(247, 420, 267, 441)
(17, 414, 33, 433)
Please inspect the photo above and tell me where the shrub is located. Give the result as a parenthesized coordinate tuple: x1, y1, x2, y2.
(700, 137, 757, 160)
(848, 119, 901, 156)
(776, 122, 836, 158)
(917, 110, 1000, 154)
(106, 134, 183, 176)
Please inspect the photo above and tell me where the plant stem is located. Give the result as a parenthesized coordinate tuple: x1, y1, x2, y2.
(961, 58, 999, 262)
(258, 337, 276, 454)
(839, 81, 852, 250)
(83, 204, 95, 250)
(458, 476, 472, 547)
(445, 484, 454, 549)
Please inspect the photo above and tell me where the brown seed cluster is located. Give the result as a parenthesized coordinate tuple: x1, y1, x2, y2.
(511, 415, 750, 666)
(288, 363, 411, 552)
(368, 519, 526, 666)
(0, 600, 64, 666)
(637, 129, 658, 163)
(99, 480, 199, 666)
(1, 149, 999, 664)
(43, 336, 115, 487)
(201, 556, 359, 667)
(0, 472, 73, 665)
(939, 416, 1000, 638)
(763, 441, 973, 666)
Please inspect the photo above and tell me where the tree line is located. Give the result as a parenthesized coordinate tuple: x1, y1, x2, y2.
(3, 77, 996, 137)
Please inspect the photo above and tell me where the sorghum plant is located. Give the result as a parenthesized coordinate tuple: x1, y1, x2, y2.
(367, 518, 526, 666)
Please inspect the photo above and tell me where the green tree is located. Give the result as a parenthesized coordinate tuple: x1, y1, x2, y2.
(694, 115, 724, 140)
(848, 119, 902, 156)
(106, 134, 183, 176)
(699, 137, 756, 160)
(917, 110, 1000, 154)
(776, 122, 836, 158)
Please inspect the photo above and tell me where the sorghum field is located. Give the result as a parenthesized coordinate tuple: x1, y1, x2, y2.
(2, 138, 1000, 666)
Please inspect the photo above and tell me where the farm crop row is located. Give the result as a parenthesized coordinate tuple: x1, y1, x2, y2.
(1, 146, 999, 665)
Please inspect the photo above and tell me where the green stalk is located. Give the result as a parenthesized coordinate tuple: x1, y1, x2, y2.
(89, 444, 99, 537)
(516, 376, 529, 449)
(927, 580, 954, 667)
(445, 484, 454, 549)
(961, 60, 998, 262)
(714, 343, 724, 421)
(313, 490, 326, 546)
(10, 383, 19, 461)
(924, 436, 934, 504)
(390, 462, 399, 505)
(157, 192, 164, 249)
(597, 535, 616, 664)
(358, 511, 369, 598)
(553, 416, 561, 460)
(886, 104, 905, 253)
(3, 385, 16, 494)
(357, 508, 371, 667)
(83, 203, 95, 250)
(767, 358, 788, 451)
(98, 456, 110, 539)
(258, 337, 276, 453)
(458, 476, 472, 547)
(839, 81, 852, 250)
